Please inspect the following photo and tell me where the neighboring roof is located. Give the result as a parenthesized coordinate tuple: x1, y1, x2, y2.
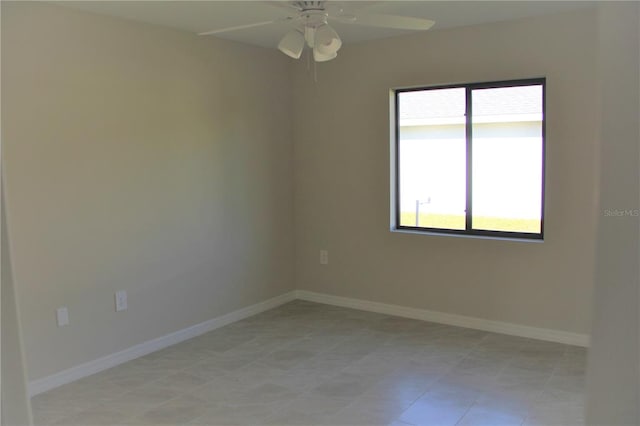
(399, 85, 542, 120)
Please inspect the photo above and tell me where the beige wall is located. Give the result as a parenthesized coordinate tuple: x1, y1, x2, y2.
(586, 3, 640, 425)
(1, 1, 615, 389)
(1, 2, 294, 380)
(292, 9, 598, 335)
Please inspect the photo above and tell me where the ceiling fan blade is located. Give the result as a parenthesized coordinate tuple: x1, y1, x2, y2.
(199, 17, 293, 36)
(336, 13, 435, 31)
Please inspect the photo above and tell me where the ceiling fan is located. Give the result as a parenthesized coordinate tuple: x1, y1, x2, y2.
(199, 1, 435, 62)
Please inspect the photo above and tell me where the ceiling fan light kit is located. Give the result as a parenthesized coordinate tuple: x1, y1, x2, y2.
(314, 24, 342, 54)
(278, 29, 305, 59)
(313, 47, 337, 62)
(200, 1, 435, 63)
(278, 18, 342, 61)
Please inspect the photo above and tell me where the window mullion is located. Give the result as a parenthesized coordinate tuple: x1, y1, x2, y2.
(465, 87, 473, 231)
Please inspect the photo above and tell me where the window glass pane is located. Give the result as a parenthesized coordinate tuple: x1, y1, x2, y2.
(471, 85, 543, 233)
(398, 88, 466, 230)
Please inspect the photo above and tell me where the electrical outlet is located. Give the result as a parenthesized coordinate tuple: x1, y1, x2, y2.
(56, 307, 69, 327)
(115, 290, 127, 312)
(320, 250, 329, 265)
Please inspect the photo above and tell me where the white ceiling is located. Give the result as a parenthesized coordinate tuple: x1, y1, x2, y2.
(56, 1, 596, 49)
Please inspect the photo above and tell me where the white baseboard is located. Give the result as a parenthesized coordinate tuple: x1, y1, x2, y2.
(296, 290, 590, 348)
(28, 291, 297, 397)
(29, 288, 589, 396)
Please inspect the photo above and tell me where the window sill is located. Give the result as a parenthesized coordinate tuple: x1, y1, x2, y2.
(391, 228, 544, 243)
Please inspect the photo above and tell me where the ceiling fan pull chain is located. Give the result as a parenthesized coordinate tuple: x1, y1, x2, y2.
(314, 59, 318, 83)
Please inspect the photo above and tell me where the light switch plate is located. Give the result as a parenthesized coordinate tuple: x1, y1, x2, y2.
(56, 307, 69, 327)
(320, 250, 329, 265)
(115, 290, 127, 312)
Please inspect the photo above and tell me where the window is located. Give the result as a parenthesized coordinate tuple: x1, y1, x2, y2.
(393, 78, 545, 240)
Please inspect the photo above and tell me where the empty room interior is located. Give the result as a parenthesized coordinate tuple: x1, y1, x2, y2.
(1, 1, 639, 426)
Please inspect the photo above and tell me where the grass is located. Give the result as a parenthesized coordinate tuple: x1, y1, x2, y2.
(400, 212, 540, 233)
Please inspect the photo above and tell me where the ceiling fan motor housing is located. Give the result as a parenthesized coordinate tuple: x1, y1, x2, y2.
(293, 1, 327, 12)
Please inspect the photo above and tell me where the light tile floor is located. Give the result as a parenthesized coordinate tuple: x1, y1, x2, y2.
(32, 301, 586, 426)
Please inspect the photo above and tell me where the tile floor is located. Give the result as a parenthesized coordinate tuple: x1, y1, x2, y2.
(32, 301, 587, 426)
